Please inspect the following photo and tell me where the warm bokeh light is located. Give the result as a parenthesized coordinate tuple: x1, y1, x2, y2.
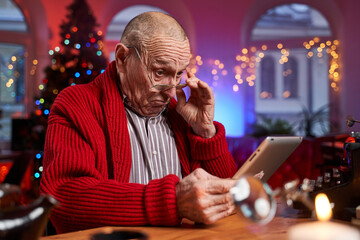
(233, 84, 239, 92)
(283, 91, 290, 98)
(277, 43, 283, 49)
(315, 193, 332, 221)
(0, 165, 10, 182)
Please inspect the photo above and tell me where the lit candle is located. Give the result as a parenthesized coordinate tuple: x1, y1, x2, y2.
(288, 193, 360, 240)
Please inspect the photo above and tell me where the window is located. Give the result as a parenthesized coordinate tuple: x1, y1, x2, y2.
(0, 0, 27, 140)
(283, 57, 298, 99)
(260, 56, 275, 99)
(252, 3, 331, 40)
(0, 43, 25, 103)
(0, 0, 27, 32)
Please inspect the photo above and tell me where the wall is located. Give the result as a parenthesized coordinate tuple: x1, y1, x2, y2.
(13, 0, 360, 135)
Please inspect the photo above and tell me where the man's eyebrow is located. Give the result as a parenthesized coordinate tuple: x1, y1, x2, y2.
(153, 59, 169, 65)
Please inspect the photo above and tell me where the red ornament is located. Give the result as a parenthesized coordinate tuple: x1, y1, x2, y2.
(35, 109, 42, 116)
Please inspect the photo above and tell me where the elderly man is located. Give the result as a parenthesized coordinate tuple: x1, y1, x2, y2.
(40, 12, 236, 234)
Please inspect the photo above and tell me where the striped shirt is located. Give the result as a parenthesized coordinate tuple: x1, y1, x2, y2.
(124, 105, 182, 184)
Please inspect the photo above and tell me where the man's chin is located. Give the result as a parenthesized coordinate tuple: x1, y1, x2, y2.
(142, 105, 167, 117)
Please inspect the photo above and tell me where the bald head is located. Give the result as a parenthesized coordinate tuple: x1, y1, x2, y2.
(121, 12, 188, 51)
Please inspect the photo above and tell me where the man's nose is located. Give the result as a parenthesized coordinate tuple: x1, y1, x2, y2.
(162, 87, 177, 98)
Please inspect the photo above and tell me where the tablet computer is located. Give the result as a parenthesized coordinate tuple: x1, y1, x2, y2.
(233, 136, 303, 182)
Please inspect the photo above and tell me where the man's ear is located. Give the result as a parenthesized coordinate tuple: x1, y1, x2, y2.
(115, 43, 130, 73)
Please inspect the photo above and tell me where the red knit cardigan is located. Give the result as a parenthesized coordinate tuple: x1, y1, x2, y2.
(40, 61, 236, 233)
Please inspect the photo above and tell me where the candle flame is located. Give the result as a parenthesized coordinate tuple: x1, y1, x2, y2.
(315, 193, 332, 221)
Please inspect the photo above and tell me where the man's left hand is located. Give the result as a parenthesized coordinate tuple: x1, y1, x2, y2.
(176, 70, 216, 139)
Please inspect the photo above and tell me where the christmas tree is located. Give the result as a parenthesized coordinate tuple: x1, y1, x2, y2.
(32, 0, 108, 180)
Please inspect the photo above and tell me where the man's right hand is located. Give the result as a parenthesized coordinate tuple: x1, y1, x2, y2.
(175, 168, 236, 224)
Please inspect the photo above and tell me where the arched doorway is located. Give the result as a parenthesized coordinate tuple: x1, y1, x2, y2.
(245, 3, 337, 137)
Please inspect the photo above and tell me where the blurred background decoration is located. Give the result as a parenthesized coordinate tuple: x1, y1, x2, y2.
(0, 0, 359, 198)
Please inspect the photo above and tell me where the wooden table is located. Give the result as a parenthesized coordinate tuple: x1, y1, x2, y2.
(40, 205, 314, 240)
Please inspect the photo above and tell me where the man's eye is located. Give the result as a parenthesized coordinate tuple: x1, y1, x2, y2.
(177, 71, 184, 77)
(155, 70, 164, 76)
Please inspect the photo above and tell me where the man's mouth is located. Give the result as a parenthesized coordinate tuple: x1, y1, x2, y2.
(150, 100, 169, 106)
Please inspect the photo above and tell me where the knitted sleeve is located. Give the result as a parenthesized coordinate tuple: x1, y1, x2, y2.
(187, 121, 237, 178)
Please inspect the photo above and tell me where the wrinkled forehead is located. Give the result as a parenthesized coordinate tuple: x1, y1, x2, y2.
(143, 36, 191, 66)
